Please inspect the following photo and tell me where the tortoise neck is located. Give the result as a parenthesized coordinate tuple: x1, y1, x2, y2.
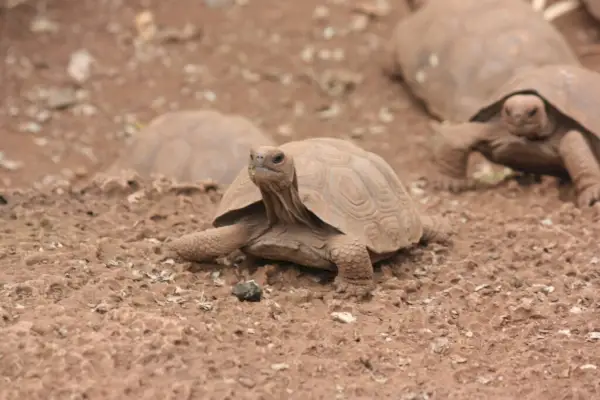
(258, 172, 317, 228)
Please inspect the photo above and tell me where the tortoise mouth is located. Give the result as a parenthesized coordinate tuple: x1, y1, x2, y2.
(248, 165, 280, 183)
(506, 124, 549, 141)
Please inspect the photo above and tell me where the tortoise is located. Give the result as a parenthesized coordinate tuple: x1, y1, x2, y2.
(168, 137, 451, 299)
(383, 0, 579, 122)
(106, 109, 275, 185)
(430, 64, 600, 208)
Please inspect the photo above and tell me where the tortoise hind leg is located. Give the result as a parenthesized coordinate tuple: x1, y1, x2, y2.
(168, 224, 253, 262)
(419, 215, 454, 244)
(327, 235, 375, 300)
(559, 129, 600, 207)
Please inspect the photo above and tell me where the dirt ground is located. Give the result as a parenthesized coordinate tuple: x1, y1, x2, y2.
(2, 0, 600, 399)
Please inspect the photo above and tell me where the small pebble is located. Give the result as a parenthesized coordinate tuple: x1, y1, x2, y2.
(271, 363, 290, 371)
(587, 332, 600, 340)
(46, 87, 77, 110)
(331, 311, 356, 323)
(231, 280, 262, 302)
(67, 49, 94, 83)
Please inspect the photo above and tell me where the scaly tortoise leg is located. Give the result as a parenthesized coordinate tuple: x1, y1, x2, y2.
(430, 122, 490, 192)
(327, 235, 375, 300)
(558, 129, 600, 207)
(168, 224, 252, 262)
(419, 215, 454, 244)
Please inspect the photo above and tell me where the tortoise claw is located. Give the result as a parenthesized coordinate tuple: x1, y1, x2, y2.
(332, 277, 374, 300)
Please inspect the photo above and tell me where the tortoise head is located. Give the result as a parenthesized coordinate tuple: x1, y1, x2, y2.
(501, 93, 554, 140)
(248, 145, 296, 190)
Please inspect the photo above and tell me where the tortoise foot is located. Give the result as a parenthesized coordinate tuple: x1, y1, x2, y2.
(332, 277, 374, 300)
(577, 183, 600, 208)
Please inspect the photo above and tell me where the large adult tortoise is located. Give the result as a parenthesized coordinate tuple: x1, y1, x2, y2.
(383, 0, 579, 122)
(106, 110, 275, 185)
(430, 64, 600, 208)
(169, 137, 451, 299)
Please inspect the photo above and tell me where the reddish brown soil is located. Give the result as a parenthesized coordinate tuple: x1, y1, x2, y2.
(2, 1, 600, 399)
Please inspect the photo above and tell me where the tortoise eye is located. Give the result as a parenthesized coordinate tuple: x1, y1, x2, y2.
(272, 153, 284, 164)
(527, 108, 538, 117)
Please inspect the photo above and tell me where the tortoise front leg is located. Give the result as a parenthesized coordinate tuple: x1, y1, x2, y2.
(168, 224, 252, 262)
(430, 122, 490, 192)
(558, 129, 600, 207)
(327, 235, 375, 300)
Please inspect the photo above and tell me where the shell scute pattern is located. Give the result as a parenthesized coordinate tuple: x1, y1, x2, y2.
(310, 147, 420, 252)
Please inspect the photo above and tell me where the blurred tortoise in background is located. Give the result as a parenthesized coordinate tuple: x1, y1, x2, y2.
(430, 64, 600, 208)
(384, 0, 579, 123)
(106, 110, 275, 185)
(169, 137, 452, 299)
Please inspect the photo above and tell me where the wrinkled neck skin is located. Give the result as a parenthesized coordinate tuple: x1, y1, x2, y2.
(258, 173, 320, 230)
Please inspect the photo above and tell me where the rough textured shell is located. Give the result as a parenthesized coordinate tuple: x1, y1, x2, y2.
(214, 137, 423, 254)
(387, 0, 578, 122)
(582, 0, 600, 21)
(471, 64, 600, 140)
(107, 110, 275, 184)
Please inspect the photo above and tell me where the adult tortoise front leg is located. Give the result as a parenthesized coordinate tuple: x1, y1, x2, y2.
(327, 235, 375, 300)
(559, 129, 600, 207)
(430, 122, 489, 192)
(168, 223, 252, 262)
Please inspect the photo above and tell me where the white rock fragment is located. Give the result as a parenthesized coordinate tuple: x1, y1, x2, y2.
(586, 332, 600, 341)
(331, 311, 356, 324)
(271, 363, 290, 371)
(67, 49, 94, 83)
(429, 53, 439, 67)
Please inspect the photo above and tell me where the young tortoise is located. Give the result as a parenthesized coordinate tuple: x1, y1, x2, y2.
(169, 137, 451, 299)
(383, 0, 579, 122)
(431, 64, 600, 208)
(106, 110, 275, 185)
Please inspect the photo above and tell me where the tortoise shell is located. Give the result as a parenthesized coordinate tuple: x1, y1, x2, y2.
(386, 0, 578, 122)
(582, 0, 600, 21)
(107, 110, 275, 184)
(470, 64, 600, 139)
(214, 137, 423, 255)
